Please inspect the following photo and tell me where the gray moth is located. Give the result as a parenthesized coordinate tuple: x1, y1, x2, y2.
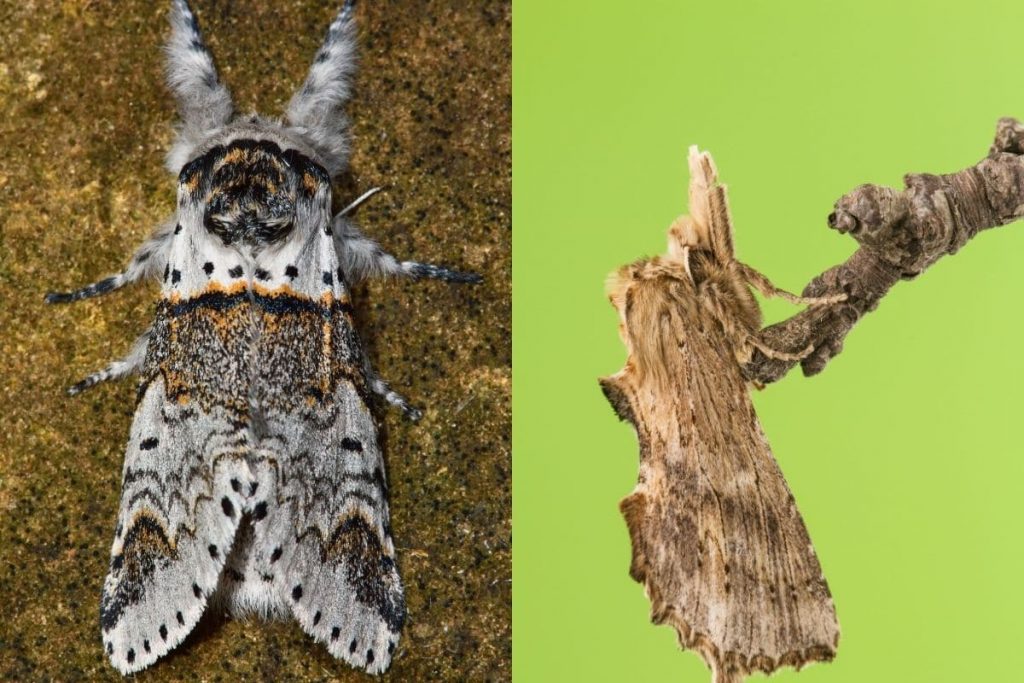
(46, 0, 479, 675)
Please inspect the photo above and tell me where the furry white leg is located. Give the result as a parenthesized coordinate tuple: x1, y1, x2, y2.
(332, 215, 482, 285)
(68, 329, 151, 395)
(367, 372, 421, 422)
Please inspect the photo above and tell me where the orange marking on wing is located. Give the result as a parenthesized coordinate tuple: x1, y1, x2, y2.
(164, 280, 249, 302)
(208, 281, 250, 296)
(253, 283, 309, 299)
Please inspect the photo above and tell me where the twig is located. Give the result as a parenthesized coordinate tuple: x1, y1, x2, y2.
(743, 117, 1024, 384)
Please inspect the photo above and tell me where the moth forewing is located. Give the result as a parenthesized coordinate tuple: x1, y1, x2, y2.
(601, 149, 839, 683)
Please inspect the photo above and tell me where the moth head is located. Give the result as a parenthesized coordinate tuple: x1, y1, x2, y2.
(179, 138, 332, 249)
(667, 215, 709, 258)
(608, 249, 762, 369)
(201, 142, 297, 247)
(665, 211, 762, 333)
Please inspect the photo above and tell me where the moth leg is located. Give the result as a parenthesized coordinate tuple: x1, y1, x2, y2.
(736, 262, 845, 306)
(747, 335, 814, 363)
(332, 215, 482, 286)
(700, 278, 816, 363)
(68, 328, 151, 396)
(367, 371, 423, 422)
(45, 217, 177, 304)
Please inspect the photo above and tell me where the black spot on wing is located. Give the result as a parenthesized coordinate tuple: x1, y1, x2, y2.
(323, 516, 407, 632)
(140, 437, 159, 451)
(100, 515, 176, 633)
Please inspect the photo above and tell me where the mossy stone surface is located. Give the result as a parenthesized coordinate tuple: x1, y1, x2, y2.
(0, 1, 510, 680)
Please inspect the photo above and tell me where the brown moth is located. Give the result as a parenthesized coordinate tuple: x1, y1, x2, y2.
(599, 147, 841, 683)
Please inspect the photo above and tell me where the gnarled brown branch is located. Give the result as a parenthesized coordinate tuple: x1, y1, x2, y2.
(743, 117, 1024, 384)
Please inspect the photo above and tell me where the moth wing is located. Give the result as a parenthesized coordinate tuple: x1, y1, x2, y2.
(100, 377, 253, 674)
(602, 275, 838, 681)
(257, 384, 404, 674)
(100, 208, 259, 674)
(238, 207, 404, 674)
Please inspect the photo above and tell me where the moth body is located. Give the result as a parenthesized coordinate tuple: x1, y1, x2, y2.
(47, 1, 479, 675)
(601, 147, 840, 683)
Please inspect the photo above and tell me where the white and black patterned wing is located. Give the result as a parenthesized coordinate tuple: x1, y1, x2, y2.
(100, 211, 260, 674)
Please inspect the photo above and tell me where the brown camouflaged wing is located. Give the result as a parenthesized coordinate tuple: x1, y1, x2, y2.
(600, 149, 838, 683)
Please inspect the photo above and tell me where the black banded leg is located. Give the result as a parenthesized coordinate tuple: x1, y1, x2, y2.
(45, 217, 176, 304)
(68, 329, 150, 395)
(367, 374, 421, 422)
(46, 272, 131, 304)
(401, 261, 482, 284)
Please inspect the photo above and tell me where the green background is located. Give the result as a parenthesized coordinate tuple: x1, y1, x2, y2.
(514, 1, 1024, 681)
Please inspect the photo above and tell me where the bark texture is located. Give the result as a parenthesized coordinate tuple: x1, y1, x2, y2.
(743, 117, 1024, 384)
